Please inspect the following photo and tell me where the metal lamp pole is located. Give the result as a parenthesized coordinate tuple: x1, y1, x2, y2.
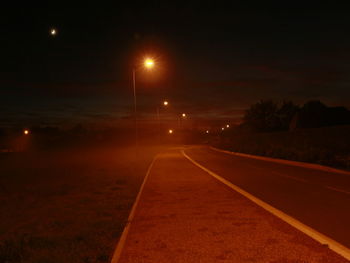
(132, 68, 138, 150)
(132, 58, 155, 150)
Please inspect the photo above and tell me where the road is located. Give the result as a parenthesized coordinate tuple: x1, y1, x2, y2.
(114, 147, 350, 262)
(185, 146, 350, 248)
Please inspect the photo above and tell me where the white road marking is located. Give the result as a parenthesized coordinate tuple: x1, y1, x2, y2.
(111, 155, 158, 263)
(182, 150, 350, 261)
(326, 186, 350, 196)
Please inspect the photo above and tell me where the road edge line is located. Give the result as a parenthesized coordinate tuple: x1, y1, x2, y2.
(181, 150, 350, 261)
(210, 146, 350, 176)
(110, 155, 158, 263)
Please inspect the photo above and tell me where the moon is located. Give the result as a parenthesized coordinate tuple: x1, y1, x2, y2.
(50, 28, 57, 36)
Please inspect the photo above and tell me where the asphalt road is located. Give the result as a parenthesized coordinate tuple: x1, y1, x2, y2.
(185, 146, 350, 249)
(115, 148, 349, 262)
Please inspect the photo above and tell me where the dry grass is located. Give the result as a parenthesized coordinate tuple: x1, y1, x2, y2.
(0, 144, 163, 263)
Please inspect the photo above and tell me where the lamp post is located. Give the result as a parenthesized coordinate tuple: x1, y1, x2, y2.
(176, 112, 187, 130)
(156, 100, 169, 142)
(132, 68, 138, 148)
(158, 100, 169, 121)
(132, 57, 154, 149)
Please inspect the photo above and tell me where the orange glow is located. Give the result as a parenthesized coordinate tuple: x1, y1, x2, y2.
(163, 101, 169, 106)
(206, 130, 209, 134)
(144, 58, 154, 69)
(24, 129, 29, 135)
(182, 113, 186, 117)
(168, 129, 173, 134)
(221, 127, 225, 131)
(226, 124, 230, 128)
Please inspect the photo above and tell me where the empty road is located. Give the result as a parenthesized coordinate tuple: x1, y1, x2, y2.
(114, 146, 350, 262)
(185, 146, 350, 248)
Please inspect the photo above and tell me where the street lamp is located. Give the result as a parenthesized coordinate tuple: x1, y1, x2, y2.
(179, 113, 187, 129)
(144, 58, 154, 69)
(157, 100, 169, 140)
(132, 57, 155, 149)
(23, 129, 29, 135)
(168, 129, 173, 134)
(226, 124, 230, 128)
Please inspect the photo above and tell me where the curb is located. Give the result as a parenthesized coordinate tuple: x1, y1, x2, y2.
(110, 155, 158, 263)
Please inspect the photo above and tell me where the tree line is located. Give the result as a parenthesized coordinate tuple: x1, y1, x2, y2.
(240, 100, 350, 132)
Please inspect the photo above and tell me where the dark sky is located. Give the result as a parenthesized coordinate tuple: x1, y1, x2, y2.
(2, 2, 350, 128)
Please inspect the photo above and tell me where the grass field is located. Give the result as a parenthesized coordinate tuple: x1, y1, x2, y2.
(0, 144, 163, 263)
(215, 125, 350, 169)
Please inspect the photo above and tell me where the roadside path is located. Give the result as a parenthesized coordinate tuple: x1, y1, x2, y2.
(113, 149, 349, 262)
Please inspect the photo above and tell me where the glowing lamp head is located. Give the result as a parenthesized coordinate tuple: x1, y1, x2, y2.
(182, 113, 186, 117)
(221, 127, 225, 131)
(206, 130, 209, 134)
(144, 58, 154, 69)
(24, 129, 29, 135)
(163, 101, 168, 106)
(168, 129, 173, 134)
(226, 124, 230, 128)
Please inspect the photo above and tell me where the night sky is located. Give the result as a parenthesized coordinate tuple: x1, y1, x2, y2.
(2, 2, 350, 128)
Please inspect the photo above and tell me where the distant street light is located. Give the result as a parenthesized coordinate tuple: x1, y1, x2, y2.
(179, 113, 187, 129)
(221, 127, 225, 131)
(226, 124, 230, 128)
(23, 129, 29, 135)
(157, 100, 169, 140)
(168, 129, 173, 134)
(206, 130, 209, 134)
